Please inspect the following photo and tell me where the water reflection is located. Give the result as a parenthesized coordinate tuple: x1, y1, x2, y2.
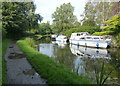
(51, 41, 67, 48)
(70, 44, 111, 59)
(38, 41, 120, 84)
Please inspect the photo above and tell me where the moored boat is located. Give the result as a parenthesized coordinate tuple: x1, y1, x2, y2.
(69, 32, 111, 48)
(56, 34, 68, 42)
(51, 34, 59, 40)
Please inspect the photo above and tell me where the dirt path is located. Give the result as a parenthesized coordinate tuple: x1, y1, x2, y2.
(4, 41, 47, 84)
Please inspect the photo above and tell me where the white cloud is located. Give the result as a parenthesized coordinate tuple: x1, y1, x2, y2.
(34, 0, 86, 24)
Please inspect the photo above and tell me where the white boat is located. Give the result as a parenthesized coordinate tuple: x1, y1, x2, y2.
(69, 32, 111, 48)
(56, 35, 68, 42)
(51, 34, 59, 40)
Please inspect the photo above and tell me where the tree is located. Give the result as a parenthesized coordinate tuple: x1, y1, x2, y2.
(112, 2, 120, 15)
(81, 1, 113, 26)
(95, 2, 113, 25)
(102, 13, 120, 34)
(52, 3, 78, 33)
(82, 19, 96, 26)
(39, 23, 52, 35)
(2, 2, 42, 39)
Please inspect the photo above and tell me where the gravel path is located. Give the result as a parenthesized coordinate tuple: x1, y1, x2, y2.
(4, 41, 47, 84)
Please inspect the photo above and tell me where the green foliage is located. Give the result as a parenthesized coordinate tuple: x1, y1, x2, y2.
(102, 14, 120, 34)
(2, 2, 43, 39)
(101, 14, 120, 48)
(38, 23, 52, 35)
(17, 40, 92, 84)
(81, 2, 113, 26)
(62, 26, 101, 37)
(25, 37, 35, 48)
(92, 31, 114, 35)
(82, 19, 96, 26)
(112, 33, 120, 47)
(52, 3, 78, 33)
(0, 22, 6, 40)
(116, 33, 120, 41)
(34, 34, 43, 40)
(94, 62, 112, 85)
(2, 28, 7, 39)
(1, 39, 11, 84)
(26, 29, 39, 34)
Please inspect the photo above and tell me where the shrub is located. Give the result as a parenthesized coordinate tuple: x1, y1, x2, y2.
(25, 37, 35, 48)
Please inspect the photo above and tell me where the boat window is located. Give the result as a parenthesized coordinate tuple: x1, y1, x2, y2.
(86, 37, 92, 39)
(80, 37, 85, 39)
(77, 34, 81, 36)
(94, 37, 99, 39)
(81, 33, 83, 35)
(64, 37, 67, 39)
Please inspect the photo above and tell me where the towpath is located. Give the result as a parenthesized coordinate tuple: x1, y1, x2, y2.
(4, 41, 47, 84)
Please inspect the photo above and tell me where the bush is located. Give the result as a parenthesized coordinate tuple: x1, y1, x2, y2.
(25, 37, 35, 48)
(17, 40, 92, 84)
(92, 31, 114, 36)
(61, 26, 101, 37)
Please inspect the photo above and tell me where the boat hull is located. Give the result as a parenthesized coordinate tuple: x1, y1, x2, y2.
(69, 39, 110, 48)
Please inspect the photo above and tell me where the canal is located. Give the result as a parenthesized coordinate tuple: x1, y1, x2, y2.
(37, 37, 120, 84)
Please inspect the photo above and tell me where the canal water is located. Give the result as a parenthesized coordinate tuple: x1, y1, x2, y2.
(37, 37, 120, 84)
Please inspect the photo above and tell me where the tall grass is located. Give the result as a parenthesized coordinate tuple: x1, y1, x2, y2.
(17, 40, 92, 84)
(94, 62, 112, 85)
(1, 39, 11, 84)
(25, 37, 35, 48)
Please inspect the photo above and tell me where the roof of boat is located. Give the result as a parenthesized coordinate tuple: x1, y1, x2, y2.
(71, 32, 105, 37)
(82, 35, 104, 37)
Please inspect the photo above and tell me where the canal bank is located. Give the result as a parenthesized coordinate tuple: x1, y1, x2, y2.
(17, 40, 92, 84)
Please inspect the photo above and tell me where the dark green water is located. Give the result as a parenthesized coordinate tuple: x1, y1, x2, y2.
(37, 38, 120, 84)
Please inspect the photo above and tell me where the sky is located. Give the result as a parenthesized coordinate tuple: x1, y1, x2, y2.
(34, 0, 86, 24)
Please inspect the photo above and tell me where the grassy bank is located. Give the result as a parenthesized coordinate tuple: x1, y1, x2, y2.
(1, 39, 11, 84)
(17, 40, 92, 84)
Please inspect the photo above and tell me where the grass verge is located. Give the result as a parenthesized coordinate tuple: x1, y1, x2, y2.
(1, 39, 11, 84)
(17, 40, 92, 84)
